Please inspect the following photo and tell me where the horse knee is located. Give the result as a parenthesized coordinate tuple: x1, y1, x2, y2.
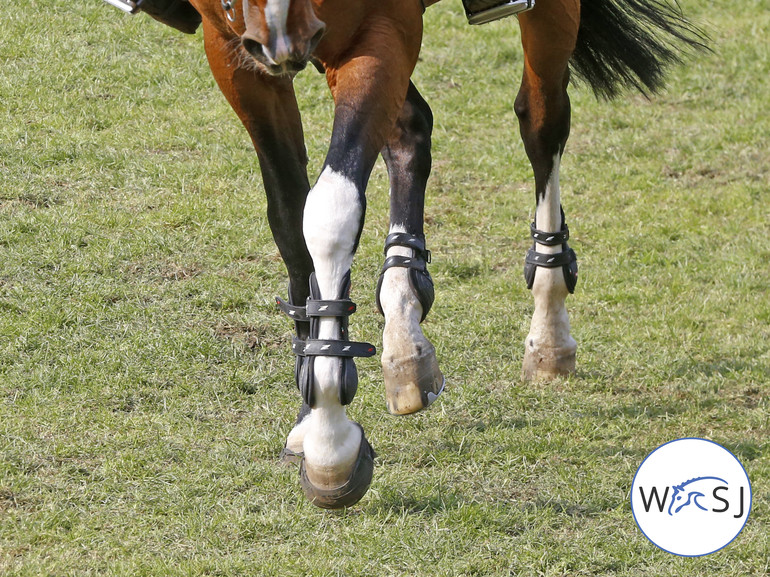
(513, 89, 530, 125)
(405, 86, 433, 145)
(387, 83, 433, 169)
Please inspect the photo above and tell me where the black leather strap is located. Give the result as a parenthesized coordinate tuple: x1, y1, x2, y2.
(525, 247, 576, 268)
(276, 296, 308, 322)
(383, 232, 431, 263)
(306, 299, 357, 318)
(300, 340, 376, 358)
(278, 272, 375, 408)
(530, 222, 570, 246)
(523, 208, 579, 294)
(380, 254, 428, 274)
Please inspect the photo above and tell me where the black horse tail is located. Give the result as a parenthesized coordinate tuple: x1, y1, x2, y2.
(571, 0, 710, 99)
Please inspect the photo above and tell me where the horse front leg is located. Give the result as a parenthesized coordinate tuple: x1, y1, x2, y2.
(296, 10, 424, 507)
(515, 3, 580, 380)
(201, 20, 316, 452)
(377, 81, 444, 415)
(296, 157, 377, 508)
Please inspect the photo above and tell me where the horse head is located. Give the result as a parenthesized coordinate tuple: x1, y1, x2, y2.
(239, 0, 326, 76)
(668, 476, 728, 515)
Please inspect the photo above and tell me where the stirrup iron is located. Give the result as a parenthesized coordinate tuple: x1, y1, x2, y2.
(463, 0, 535, 26)
(102, 0, 141, 13)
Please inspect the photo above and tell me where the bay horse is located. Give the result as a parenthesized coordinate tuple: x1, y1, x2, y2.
(107, 0, 706, 508)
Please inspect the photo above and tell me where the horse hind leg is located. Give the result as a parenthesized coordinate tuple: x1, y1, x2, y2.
(377, 81, 444, 415)
(516, 4, 579, 380)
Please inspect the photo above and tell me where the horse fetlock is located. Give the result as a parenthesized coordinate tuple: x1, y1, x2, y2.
(523, 266, 576, 380)
(376, 232, 443, 414)
(302, 427, 361, 487)
(309, 356, 359, 406)
(281, 420, 307, 466)
(291, 271, 375, 409)
(529, 263, 571, 303)
(376, 232, 434, 322)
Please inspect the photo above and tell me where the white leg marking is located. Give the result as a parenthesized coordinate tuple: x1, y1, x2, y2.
(285, 412, 309, 454)
(303, 166, 361, 302)
(380, 223, 427, 355)
(300, 166, 363, 484)
(534, 154, 565, 256)
(525, 153, 577, 377)
(379, 224, 443, 414)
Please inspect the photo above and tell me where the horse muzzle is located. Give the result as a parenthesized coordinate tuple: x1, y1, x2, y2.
(241, 23, 325, 76)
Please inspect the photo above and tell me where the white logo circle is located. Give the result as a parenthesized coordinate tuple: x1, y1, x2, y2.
(631, 438, 752, 556)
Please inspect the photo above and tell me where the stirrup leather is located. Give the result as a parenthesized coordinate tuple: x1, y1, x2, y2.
(277, 273, 375, 408)
(375, 232, 435, 323)
(523, 210, 578, 294)
(102, 0, 202, 34)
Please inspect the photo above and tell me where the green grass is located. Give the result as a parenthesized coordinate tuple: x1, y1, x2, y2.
(1, 0, 768, 575)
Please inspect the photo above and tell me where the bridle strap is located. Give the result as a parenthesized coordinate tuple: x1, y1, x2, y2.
(221, 0, 236, 21)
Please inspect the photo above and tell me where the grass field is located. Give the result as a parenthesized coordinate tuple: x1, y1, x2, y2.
(1, 0, 768, 575)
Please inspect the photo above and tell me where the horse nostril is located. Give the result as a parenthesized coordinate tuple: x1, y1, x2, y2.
(241, 37, 263, 59)
(309, 25, 326, 53)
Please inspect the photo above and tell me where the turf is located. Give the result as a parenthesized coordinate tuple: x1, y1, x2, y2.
(1, 0, 768, 575)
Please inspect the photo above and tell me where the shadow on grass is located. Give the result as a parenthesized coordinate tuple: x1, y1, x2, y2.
(368, 484, 623, 525)
(525, 498, 621, 518)
(594, 399, 694, 420)
(670, 357, 770, 382)
(367, 487, 468, 515)
(1, 191, 63, 208)
(720, 440, 765, 463)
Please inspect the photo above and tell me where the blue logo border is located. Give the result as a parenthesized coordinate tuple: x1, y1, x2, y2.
(630, 437, 753, 557)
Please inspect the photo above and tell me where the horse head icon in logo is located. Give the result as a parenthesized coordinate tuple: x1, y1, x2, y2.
(668, 476, 728, 515)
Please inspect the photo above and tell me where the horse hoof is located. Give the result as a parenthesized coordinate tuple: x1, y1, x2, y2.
(383, 343, 445, 415)
(299, 429, 376, 509)
(522, 344, 576, 381)
(279, 446, 304, 467)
